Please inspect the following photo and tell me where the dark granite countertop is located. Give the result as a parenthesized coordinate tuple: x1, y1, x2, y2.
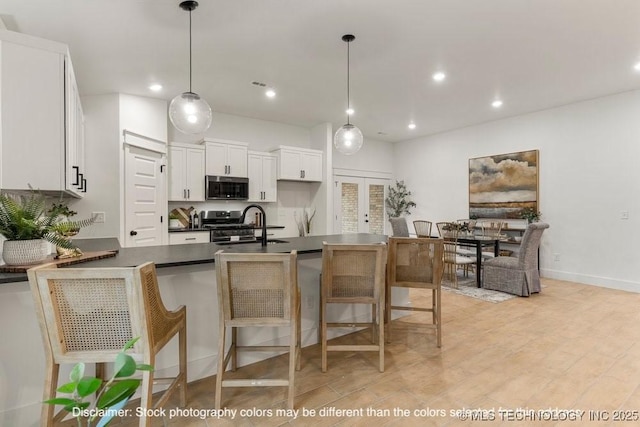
(1, 234, 386, 284)
(168, 225, 285, 232)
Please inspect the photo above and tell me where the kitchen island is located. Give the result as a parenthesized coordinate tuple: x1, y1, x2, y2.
(0, 233, 401, 426)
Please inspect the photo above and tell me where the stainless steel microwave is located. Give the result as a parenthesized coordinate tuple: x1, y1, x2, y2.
(205, 176, 249, 200)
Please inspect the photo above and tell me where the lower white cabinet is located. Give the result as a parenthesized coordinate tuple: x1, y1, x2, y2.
(169, 231, 209, 245)
(248, 151, 277, 202)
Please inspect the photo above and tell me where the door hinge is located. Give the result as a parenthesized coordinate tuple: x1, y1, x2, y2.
(160, 164, 165, 173)
(160, 215, 163, 223)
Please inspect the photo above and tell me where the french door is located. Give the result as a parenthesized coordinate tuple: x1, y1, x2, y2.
(333, 176, 388, 234)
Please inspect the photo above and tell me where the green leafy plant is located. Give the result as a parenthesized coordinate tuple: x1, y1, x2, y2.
(385, 180, 417, 219)
(44, 338, 153, 427)
(0, 191, 95, 249)
(520, 207, 541, 223)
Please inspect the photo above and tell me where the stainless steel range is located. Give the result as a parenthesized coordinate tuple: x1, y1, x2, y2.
(200, 210, 256, 243)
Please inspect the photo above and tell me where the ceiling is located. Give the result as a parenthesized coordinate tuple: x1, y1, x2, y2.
(2, 0, 640, 143)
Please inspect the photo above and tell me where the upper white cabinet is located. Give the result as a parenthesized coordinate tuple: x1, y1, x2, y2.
(202, 138, 248, 178)
(248, 151, 277, 202)
(168, 142, 205, 201)
(0, 30, 85, 197)
(271, 146, 323, 182)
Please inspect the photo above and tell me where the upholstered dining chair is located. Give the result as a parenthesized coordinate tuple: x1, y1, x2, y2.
(483, 222, 549, 296)
(386, 237, 444, 347)
(214, 250, 301, 409)
(321, 242, 387, 373)
(390, 217, 410, 237)
(413, 220, 433, 237)
(27, 262, 187, 427)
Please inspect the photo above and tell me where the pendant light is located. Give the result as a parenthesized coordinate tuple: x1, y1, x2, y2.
(334, 34, 363, 155)
(169, 1, 212, 134)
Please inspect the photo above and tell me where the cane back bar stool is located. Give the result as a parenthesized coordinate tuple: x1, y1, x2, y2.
(27, 262, 187, 427)
(386, 237, 444, 346)
(320, 242, 387, 373)
(214, 250, 301, 409)
(413, 220, 433, 237)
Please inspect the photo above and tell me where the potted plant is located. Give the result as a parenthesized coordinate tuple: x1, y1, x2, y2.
(520, 207, 541, 223)
(385, 180, 417, 220)
(0, 191, 95, 265)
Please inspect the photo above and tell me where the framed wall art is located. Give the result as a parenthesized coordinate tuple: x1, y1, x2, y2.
(469, 149, 539, 219)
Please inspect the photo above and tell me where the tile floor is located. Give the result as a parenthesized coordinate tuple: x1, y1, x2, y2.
(60, 278, 640, 426)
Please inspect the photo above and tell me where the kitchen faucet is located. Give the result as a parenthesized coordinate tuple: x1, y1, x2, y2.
(240, 204, 268, 246)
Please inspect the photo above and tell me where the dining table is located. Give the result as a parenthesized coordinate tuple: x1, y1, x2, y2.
(447, 234, 501, 288)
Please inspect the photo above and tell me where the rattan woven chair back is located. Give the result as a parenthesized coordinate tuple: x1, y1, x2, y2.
(320, 242, 387, 373)
(390, 217, 410, 237)
(214, 250, 301, 409)
(27, 262, 187, 427)
(386, 237, 444, 346)
(413, 220, 433, 237)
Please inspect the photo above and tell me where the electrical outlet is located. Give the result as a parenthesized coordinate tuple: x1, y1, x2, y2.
(554, 253, 560, 262)
(92, 212, 105, 223)
(621, 211, 629, 220)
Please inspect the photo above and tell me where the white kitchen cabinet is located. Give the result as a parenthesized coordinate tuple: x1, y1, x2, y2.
(169, 231, 210, 245)
(248, 151, 277, 202)
(271, 146, 323, 182)
(168, 142, 205, 201)
(0, 30, 85, 197)
(202, 138, 248, 177)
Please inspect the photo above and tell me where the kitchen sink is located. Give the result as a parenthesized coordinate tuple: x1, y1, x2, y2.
(215, 239, 289, 246)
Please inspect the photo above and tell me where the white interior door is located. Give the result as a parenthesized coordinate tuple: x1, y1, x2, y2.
(333, 176, 388, 234)
(124, 144, 166, 247)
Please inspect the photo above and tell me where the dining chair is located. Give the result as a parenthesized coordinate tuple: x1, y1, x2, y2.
(386, 237, 444, 347)
(442, 228, 477, 288)
(27, 262, 187, 427)
(320, 242, 387, 372)
(390, 217, 410, 237)
(483, 222, 549, 296)
(214, 250, 301, 409)
(436, 221, 475, 257)
(413, 220, 433, 237)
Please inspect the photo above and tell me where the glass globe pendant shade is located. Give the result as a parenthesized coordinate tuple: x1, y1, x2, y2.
(334, 123, 363, 155)
(169, 91, 212, 135)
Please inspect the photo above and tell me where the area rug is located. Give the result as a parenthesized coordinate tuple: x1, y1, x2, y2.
(442, 275, 516, 303)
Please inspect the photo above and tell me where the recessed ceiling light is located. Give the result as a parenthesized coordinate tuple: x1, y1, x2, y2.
(149, 84, 162, 92)
(432, 72, 446, 82)
(492, 100, 503, 108)
(265, 89, 276, 98)
(408, 123, 416, 130)
(634, 62, 640, 71)
(346, 108, 354, 115)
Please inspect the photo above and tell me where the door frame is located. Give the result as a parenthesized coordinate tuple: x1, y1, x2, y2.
(332, 169, 391, 235)
(121, 130, 167, 247)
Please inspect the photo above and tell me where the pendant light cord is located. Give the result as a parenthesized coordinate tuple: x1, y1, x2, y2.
(346, 39, 351, 125)
(189, 8, 193, 93)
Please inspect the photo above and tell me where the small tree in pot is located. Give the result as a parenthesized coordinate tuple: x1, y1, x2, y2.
(385, 180, 417, 219)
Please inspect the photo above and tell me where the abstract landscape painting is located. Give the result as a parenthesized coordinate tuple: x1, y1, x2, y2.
(469, 150, 539, 219)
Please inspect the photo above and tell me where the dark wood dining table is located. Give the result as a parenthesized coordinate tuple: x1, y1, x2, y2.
(448, 235, 501, 288)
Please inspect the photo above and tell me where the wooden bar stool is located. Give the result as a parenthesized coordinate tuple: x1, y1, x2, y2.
(386, 237, 444, 346)
(320, 242, 387, 373)
(27, 262, 187, 427)
(214, 250, 301, 409)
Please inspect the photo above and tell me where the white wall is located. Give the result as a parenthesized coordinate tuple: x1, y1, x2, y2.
(333, 135, 395, 175)
(73, 94, 168, 241)
(394, 90, 640, 292)
(169, 111, 311, 152)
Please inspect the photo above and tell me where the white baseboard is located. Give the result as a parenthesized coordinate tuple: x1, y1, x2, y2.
(542, 268, 640, 293)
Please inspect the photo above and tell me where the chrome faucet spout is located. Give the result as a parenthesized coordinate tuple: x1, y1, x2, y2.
(240, 204, 268, 246)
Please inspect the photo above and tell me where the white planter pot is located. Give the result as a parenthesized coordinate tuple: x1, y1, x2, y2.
(2, 239, 50, 266)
